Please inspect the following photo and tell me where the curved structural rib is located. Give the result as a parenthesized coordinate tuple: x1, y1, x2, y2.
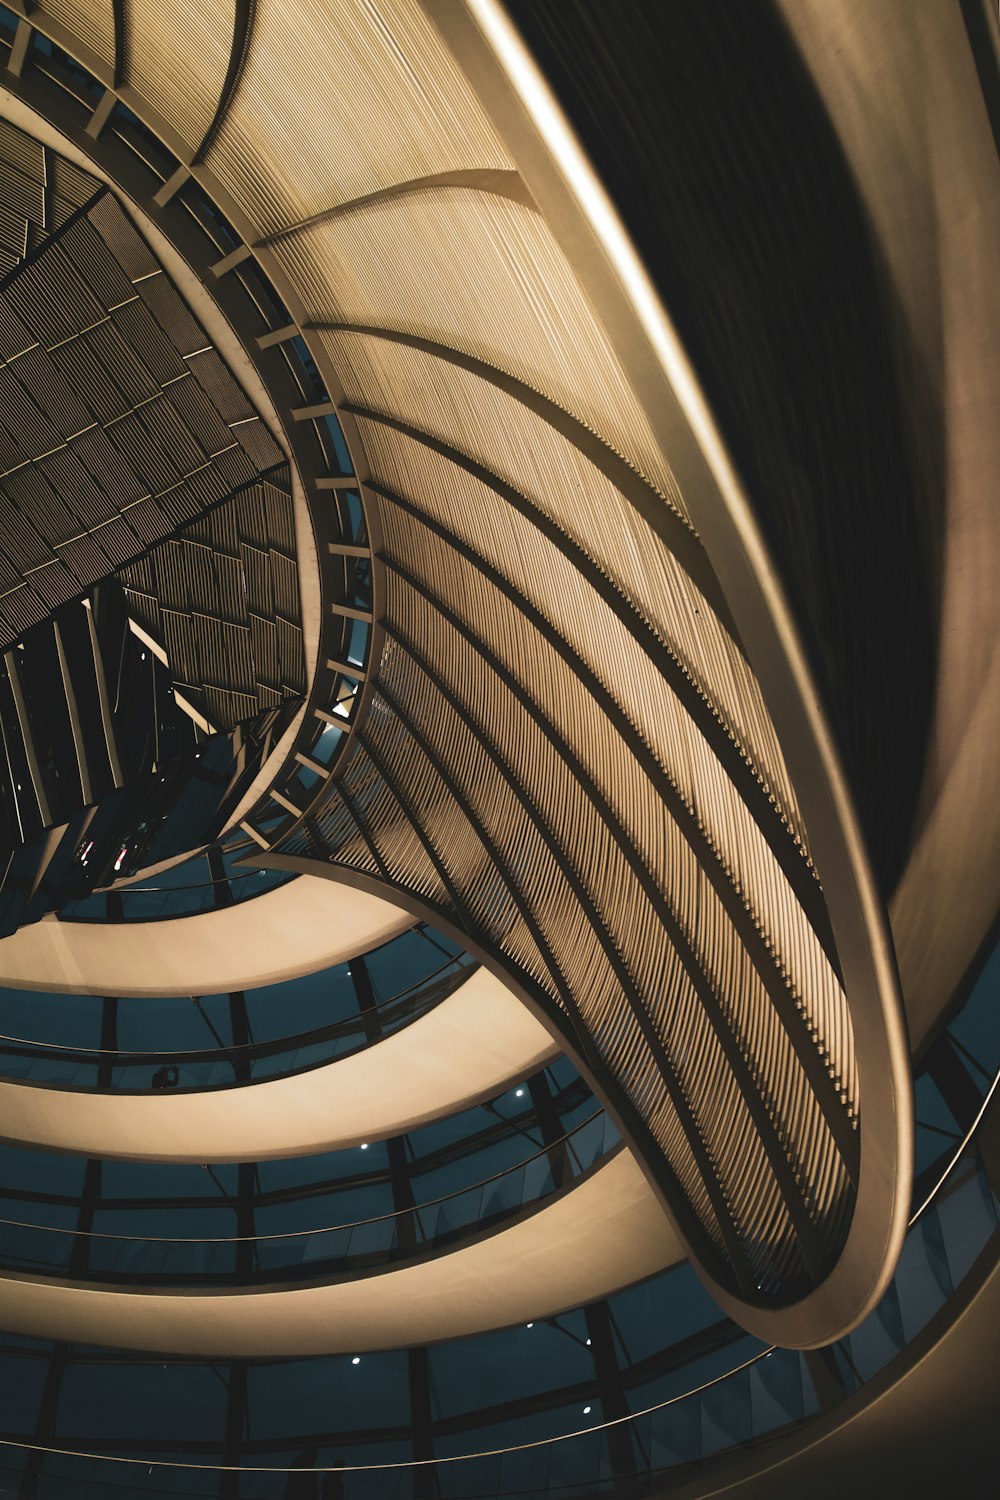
(11, 0, 913, 1346)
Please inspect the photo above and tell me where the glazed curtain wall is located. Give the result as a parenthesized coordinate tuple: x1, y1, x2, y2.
(0, 1135, 996, 1500)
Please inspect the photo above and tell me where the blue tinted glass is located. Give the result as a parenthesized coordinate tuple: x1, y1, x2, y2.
(321, 414, 352, 476)
(311, 722, 344, 766)
(290, 336, 327, 402)
(348, 618, 369, 667)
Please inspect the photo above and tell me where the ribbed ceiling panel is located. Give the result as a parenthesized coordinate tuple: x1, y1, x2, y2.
(0, 118, 95, 272)
(273, 191, 682, 514)
(319, 325, 810, 853)
(37, 0, 116, 70)
(203, 0, 512, 231)
(127, 0, 233, 152)
(12, 0, 911, 1343)
(119, 467, 305, 729)
(354, 417, 848, 1075)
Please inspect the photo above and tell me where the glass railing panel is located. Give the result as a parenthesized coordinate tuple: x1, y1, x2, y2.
(934, 1153, 999, 1286)
(0, 1113, 617, 1286)
(0, 942, 478, 1091)
(892, 1211, 953, 1343)
(747, 1346, 806, 1437)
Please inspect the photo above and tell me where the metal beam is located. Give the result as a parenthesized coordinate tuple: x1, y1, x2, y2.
(253, 168, 535, 251)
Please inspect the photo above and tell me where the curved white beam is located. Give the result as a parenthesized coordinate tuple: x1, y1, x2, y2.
(0, 1149, 680, 1356)
(0, 968, 558, 1160)
(0, 875, 410, 998)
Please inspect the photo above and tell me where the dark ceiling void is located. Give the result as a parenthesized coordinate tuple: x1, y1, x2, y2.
(0, 574, 300, 939)
(507, 0, 941, 901)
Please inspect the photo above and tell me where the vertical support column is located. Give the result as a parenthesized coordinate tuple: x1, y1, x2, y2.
(97, 997, 118, 1089)
(19, 1345, 68, 1499)
(234, 1162, 256, 1280)
(218, 1359, 248, 1499)
(408, 1346, 436, 1500)
(69, 1160, 102, 1276)
(528, 1069, 569, 1187)
(209, 843, 233, 909)
(583, 1302, 639, 1498)
(349, 954, 383, 1045)
(229, 991, 252, 1083)
(386, 1136, 417, 1256)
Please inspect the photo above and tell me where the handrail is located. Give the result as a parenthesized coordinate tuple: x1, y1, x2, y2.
(909, 1064, 1000, 1226)
(0, 954, 474, 1067)
(0, 1111, 608, 1246)
(0, 1349, 773, 1477)
(58, 864, 295, 923)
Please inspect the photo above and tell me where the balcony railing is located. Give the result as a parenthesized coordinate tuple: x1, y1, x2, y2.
(0, 951, 476, 1092)
(0, 1111, 620, 1286)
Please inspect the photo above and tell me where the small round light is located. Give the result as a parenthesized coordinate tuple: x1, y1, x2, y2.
(515, 1088, 524, 1098)
(351, 1356, 360, 1366)
(586, 1338, 592, 1346)
(360, 1143, 368, 1150)
(526, 1322, 533, 1329)
(583, 1406, 592, 1415)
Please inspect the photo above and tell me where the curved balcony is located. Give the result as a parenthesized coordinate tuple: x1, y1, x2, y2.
(0, 1107, 992, 1493)
(0, 1147, 679, 1357)
(0, 1056, 596, 1247)
(0, 967, 558, 1162)
(0, 925, 473, 1092)
(56, 834, 296, 924)
(1, 899, 995, 1486)
(0, 873, 410, 998)
(0, 1110, 619, 1287)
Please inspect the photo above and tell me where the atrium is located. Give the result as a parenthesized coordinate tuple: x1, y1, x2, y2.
(0, 1, 996, 1497)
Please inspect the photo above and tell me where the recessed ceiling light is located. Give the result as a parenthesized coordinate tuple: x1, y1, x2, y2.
(351, 1356, 360, 1366)
(583, 1405, 591, 1415)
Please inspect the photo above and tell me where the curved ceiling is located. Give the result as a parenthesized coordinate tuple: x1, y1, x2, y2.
(0, 0, 917, 1347)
